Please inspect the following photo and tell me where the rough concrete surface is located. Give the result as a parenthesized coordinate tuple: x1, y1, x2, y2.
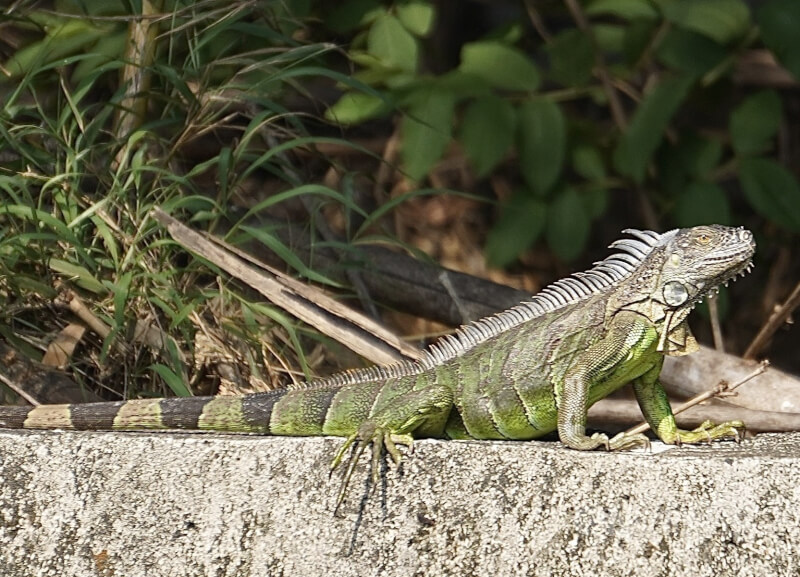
(0, 429, 799, 577)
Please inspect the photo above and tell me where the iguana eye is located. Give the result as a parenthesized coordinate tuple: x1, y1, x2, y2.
(697, 233, 711, 245)
(663, 281, 688, 307)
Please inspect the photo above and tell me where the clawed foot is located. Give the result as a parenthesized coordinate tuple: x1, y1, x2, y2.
(668, 420, 745, 446)
(606, 431, 651, 451)
(561, 428, 651, 451)
(329, 422, 414, 514)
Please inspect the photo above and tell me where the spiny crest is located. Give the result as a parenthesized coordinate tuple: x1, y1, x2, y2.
(302, 360, 422, 389)
(305, 228, 674, 389)
(420, 228, 676, 368)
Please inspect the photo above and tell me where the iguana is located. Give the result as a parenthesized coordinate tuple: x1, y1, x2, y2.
(0, 225, 755, 510)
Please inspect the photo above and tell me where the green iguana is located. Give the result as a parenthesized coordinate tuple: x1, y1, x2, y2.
(0, 225, 755, 509)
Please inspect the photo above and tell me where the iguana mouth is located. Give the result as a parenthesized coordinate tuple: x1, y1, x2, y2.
(696, 257, 754, 304)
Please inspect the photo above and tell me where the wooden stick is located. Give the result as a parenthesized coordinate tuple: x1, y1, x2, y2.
(624, 360, 769, 436)
(745, 280, 800, 359)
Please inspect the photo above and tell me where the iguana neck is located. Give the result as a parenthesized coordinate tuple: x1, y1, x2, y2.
(612, 293, 698, 357)
(602, 239, 701, 357)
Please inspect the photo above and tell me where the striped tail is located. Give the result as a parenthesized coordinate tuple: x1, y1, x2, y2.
(0, 392, 293, 433)
(0, 380, 377, 436)
(0, 371, 398, 437)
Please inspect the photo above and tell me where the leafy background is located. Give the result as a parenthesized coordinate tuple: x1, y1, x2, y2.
(324, 0, 800, 263)
(0, 0, 798, 400)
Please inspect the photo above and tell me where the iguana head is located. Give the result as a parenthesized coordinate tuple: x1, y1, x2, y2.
(617, 224, 755, 354)
(651, 224, 755, 309)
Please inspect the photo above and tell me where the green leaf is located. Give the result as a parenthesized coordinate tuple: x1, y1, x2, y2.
(459, 41, 540, 91)
(586, 0, 659, 20)
(435, 69, 494, 97)
(757, 0, 800, 80)
(729, 90, 783, 156)
(325, 0, 383, 34)
(656, 132, 722, 195)
(325, 92, 390, 125)
(351, 54, 406, 86)
(547, 29, 594, 87)
(48, 259, 106, 294)
(71, 30, 126, 84)
(459, 95, 516, 177)
(613, 74, 694, 183)
(583, 187, 609, 219)
(401, 88, 455, 180)
(659, 0, 751, 45)
(678, 132, 723, 177)
(656, 28, 727, 76)
(622, 20, 658, 64)
(517, 99, 566, 195)
(152, 363, 193, 397)
(572, 145, 606, 181)
(674, 182, 732, 227)
(112, 271, 133, 329)
(739, 157, 800, 231)
(1, 19, 110, 79)
(396, 1, 435, 37)
(546, 188, 590, 261)
(485, 190, 546, 268)
(239, 226, 340, 286)
(594, 24, 626, 55)
(368, 13, 418, 72)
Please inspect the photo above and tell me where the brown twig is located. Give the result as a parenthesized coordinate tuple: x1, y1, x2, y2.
(562, 0, 627, 130)
(66, 292, 131, 357)
(0, 373, 40, 406)
(67, 293, 111, 340)
(706, 294, 725, 352)
(745, 279, 800, 360)
(522, 0, 553, 43)
(624, 360, 769, 436)
(151, 207, 421, 365)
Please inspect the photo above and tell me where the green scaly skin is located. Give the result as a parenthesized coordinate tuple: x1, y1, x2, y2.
(0, 225, 756, 510)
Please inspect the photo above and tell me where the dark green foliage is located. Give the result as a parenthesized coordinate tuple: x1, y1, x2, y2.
(325, 0, 800, 263)
(739, 159, 800, 231)
(518, 99, 567, 197)
(485, 191, 546, 268)
(729, 91, 783, 156)
(459, 95, 516, 178)
(757, 0, 800, 79)
(613, 75, 695, 185)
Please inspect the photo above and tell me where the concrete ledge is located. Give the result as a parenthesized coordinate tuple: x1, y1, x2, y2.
(1, 429, 799, 576)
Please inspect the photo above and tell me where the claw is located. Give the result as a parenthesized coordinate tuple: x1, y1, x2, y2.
(385, 433, 414, 465)
(607, 431, 651, 451)
(668, 420, 745, 447)
(329, 431, 358, 477)
(333, 436, 370, 515)
(330, 426, 413, 515)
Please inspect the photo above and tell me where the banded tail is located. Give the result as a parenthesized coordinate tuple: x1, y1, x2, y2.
(0, 386, 356, 436)
(0, 373, 408, 438)
(0, 394, 274, 432)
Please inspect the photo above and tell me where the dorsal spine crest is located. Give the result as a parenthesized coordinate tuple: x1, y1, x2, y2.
(304, 228, 675, 388)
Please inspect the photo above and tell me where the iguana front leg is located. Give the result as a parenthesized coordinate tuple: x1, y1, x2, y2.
(633, 359, 745, 445)
(556, 314, 653, 451)
(330, 384, 453, 513)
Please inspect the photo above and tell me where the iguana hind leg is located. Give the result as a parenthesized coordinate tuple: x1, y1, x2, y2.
(633, 361, 745, 445)
(329, 384, 453, 514)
